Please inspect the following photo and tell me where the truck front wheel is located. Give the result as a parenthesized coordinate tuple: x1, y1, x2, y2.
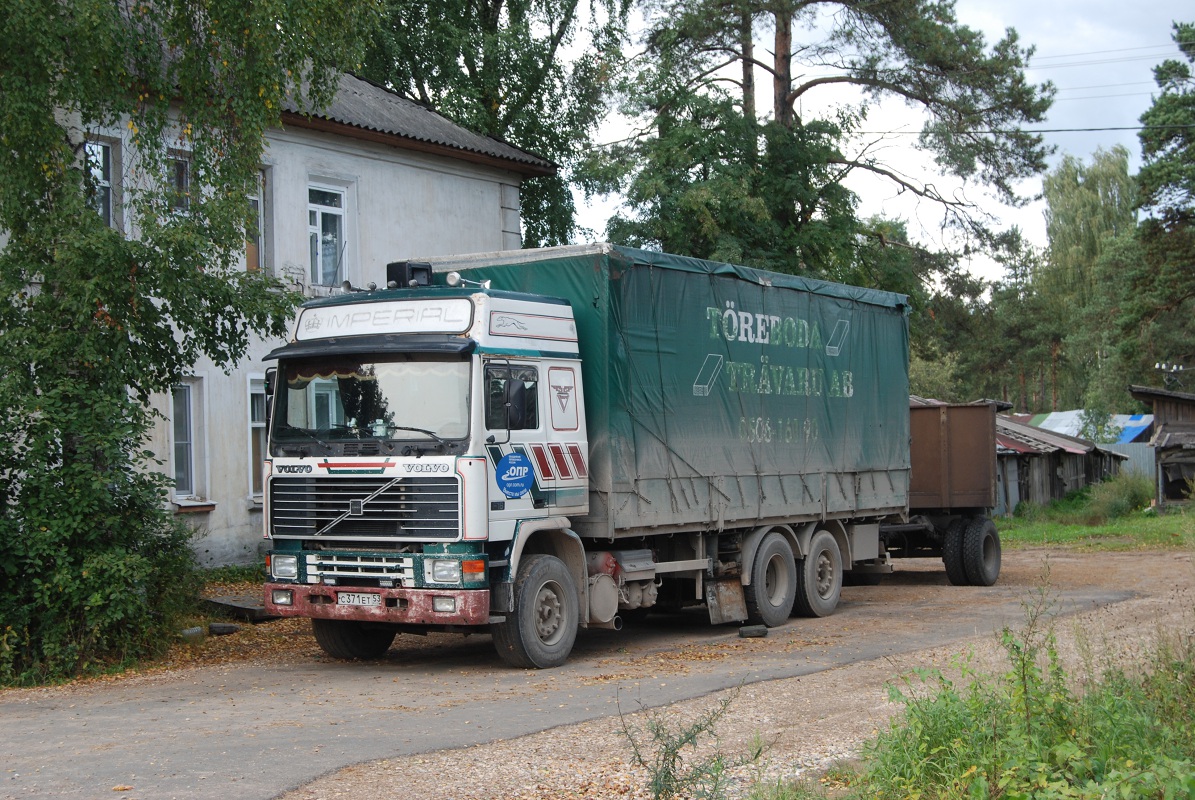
(793, 531, 842, 618)
(311, 619, 396, 660)
(745, 531, 797, 626)
(492, 554, 579, 669)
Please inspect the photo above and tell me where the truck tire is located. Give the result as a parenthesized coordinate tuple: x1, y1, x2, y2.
(311, 619, 396, 660)
(491, 554, 578, 669)
(942, 518, 969, 586)
(744, 531, 797, 627)
(793, 530, 842, 618)
(962, 517, 1001, 586)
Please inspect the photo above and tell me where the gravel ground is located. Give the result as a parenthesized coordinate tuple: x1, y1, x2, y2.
(277, 550, 1195, 800)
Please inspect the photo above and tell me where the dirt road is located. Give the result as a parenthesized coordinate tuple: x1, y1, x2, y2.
(3, 549, 1191, 800)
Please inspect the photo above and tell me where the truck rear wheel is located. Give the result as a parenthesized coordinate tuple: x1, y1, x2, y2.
(942, 518, 969, 586)
(491, 554, 578, 669)
(745, 532, 797, 627)
(793, 530, 842, 618)
(311, 619, 396, 660)
(962, 517, 1001, 586)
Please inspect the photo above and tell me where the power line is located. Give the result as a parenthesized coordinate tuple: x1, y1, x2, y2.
(855, 124, 1194, 135)
(1030, 42, 1182, 60)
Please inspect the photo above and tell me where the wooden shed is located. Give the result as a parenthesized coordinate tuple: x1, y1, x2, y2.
(994, 416, 1126, 515)
(1129, 385, 1195, 508)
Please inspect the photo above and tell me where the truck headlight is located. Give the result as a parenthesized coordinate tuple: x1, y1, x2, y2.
(427, 559, 461, 584)
(272, 554, 299, 580)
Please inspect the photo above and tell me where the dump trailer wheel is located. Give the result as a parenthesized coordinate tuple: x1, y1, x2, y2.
(744, 531, 797, 626)
(311, 619, 396, 660)
(793, 530, 842, 618)
(491, 554, 578, 669)
(942, 518, 969, 586)
(962, 517, 1001, 586)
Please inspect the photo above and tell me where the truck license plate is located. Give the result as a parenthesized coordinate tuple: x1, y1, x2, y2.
(337, 592, 382, 607)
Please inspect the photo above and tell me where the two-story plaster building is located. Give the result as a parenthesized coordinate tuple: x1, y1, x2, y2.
(114, 74, 555, 565)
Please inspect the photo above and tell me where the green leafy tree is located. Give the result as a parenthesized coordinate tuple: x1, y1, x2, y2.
(0, 0, 379, 683)
(1035, 146, 1138, 411)
(1041, 146, 1137, 308)
(1125, 21, 1195, 378)
(361, 0, 631, 246)
(593, 0, 1054, 274)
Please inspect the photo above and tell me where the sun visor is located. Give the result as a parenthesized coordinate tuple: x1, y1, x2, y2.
(264, 333, 477, 361)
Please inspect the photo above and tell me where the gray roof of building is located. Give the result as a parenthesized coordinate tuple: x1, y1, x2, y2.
(282, 73, 557, 177)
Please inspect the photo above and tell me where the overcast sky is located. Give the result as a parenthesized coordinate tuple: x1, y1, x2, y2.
(575, 2, 1189, 282)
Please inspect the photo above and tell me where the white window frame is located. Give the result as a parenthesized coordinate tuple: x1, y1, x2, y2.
(247, 168, 272, 274)
(85, 139, 119, 229)
(170, 378, 208, 503)
(308, 183, 348, 286)
(248, 374, 268, 501)
(168, 153, 191, 213)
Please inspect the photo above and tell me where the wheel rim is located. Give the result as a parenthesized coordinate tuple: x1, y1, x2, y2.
(815, 551, 835, 599)
(764, 553, 791, 607)
(534, 580, 565, 645)
(983, 533, 997, 568)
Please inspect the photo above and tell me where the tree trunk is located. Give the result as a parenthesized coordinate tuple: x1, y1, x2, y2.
(772, 11, 793, 128)
(740, 11, 757, 159)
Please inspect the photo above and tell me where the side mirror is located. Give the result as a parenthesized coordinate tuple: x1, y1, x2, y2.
(264, 367, 277, 400)
(505, 379, 527, 430)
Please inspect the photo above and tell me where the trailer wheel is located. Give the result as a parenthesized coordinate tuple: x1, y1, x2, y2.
(793, 530, 842, 618)
(311, 619, 396, 660)
(745, 532, 797, 626)
(962, 517, 1001, 586)
(491, 554, 578, 669)
(942, 518, 969, 586)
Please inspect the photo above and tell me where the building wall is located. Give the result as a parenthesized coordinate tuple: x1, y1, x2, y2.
(146, 125, 527, 566)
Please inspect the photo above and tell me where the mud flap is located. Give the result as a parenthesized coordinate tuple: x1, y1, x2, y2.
(705, 579, 748, 624)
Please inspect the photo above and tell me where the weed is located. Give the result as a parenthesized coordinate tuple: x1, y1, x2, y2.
(620, 688, 763, 800)
(848, 580, 1195, 799)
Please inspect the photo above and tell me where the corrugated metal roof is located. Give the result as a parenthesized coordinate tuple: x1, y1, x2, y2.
(1012, 409, 1152, 444)
(998, 415, 1096, 455)
(282, 73, 557, 176)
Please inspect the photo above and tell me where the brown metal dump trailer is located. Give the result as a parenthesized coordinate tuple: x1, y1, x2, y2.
(873, 402, 1001, 586)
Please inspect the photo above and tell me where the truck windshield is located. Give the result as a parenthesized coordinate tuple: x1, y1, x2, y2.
(273, 356, 470, 445)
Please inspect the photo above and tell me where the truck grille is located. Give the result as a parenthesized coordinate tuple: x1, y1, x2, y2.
(304, 553, 415, 585)
(270, 475, 460, 540)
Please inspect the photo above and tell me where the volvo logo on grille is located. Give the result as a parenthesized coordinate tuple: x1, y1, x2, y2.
(276, 464, 313, 474)
(349, 499, 364, 516)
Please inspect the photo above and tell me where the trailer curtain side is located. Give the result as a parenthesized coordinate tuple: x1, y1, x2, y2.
(445, 245, 912, 539)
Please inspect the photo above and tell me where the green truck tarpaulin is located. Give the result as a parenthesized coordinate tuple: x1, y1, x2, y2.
(437, 244, 912, 539)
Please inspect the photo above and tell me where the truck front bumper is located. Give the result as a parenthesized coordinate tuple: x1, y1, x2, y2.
(264, 583, 491, 626)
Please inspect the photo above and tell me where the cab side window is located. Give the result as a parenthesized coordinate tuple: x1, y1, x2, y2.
(485, 365, 539, 430)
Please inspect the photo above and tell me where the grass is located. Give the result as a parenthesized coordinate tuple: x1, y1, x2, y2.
(999, 472, 1192, 551)
(999, 511, 1191, 550)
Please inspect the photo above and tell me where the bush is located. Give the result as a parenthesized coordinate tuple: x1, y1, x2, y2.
(0, 440, 202, 685)
(852, 589, 1195, 799)
(1084, 472, 1154, 522)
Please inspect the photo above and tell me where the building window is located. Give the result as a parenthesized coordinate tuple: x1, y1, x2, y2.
(309, 185, 345, 286)
(171, 379, 206, 503)
(85, 141, 113, 227)
(249, 377, 267, 497)
(247, 176, 263, 272)
(169, 156, 190, 212)
(172, 383, 195, 495)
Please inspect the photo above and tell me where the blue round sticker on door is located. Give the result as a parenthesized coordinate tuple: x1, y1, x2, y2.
(496, 452, 535, 499)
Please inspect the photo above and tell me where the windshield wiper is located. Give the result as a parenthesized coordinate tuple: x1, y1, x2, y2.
(277, 424, 332, 452)
(387, 425, 450, 455)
